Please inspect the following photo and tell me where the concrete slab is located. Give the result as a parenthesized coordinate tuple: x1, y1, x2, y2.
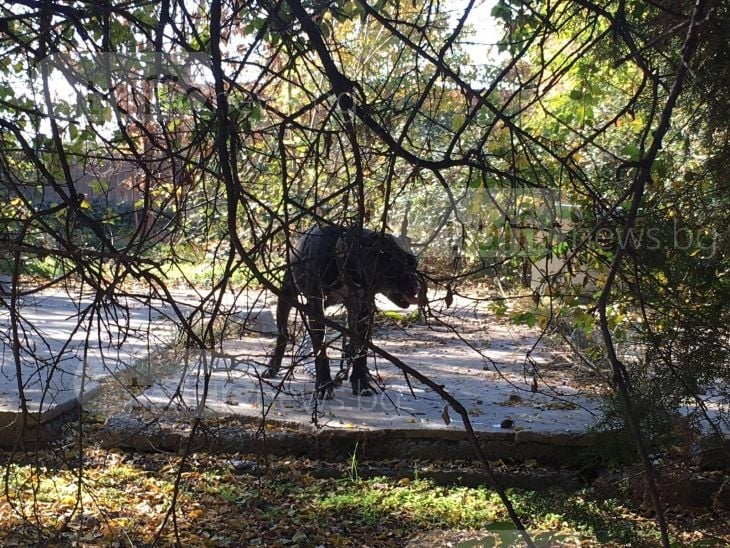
(0, 284, 282, 445)
(105, 300, 606, 462)
(0, 289, 170, 445)
(3, 283, 725, 464)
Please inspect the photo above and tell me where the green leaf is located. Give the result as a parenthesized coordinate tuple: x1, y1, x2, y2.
(583, 106, 594, 123)
(344, 0, 361, 17)
(489, 301, 508, 317)
(451, 113, 465, 131)
(249, 101, 262, 122)
(491, 1, 511, 21)
(320, 21, 331, 39)
(88, 179, 109, 193)
(621, 142, 640, 162)
(652, 158, 668, 179)
(467, 173, 481, 188)
(512, 311, 537, 327)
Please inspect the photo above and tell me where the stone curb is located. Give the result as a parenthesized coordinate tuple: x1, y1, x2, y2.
(100, 412, 604, 466)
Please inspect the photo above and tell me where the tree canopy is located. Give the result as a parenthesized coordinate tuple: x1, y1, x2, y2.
(0, 0, 728, 545)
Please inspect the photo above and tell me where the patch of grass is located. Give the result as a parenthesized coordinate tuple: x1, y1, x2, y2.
(310, 477, 649, 543)
(379, 309, 422, 325)
(315, 477, 503, 527)
(0, 451, 727, 546)
(513, 489, 649, 546)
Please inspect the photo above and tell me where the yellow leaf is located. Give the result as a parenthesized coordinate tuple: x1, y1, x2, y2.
(103, 523, 122, 539)
(451, 113, 465, 131)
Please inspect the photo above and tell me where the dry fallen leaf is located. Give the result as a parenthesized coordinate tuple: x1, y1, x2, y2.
(441, 405, 451, 425)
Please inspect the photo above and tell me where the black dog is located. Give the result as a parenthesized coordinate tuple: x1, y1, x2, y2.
(264, 225, 420, 398)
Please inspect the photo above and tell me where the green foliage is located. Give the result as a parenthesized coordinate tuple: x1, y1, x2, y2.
(379, 309, 422, 325)
(348, 442, 360, 482)
(593, 386, 684, 466)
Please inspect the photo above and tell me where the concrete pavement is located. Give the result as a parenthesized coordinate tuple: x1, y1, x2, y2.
(0, 288, 170, 444)
(103, 295, 606, 462)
